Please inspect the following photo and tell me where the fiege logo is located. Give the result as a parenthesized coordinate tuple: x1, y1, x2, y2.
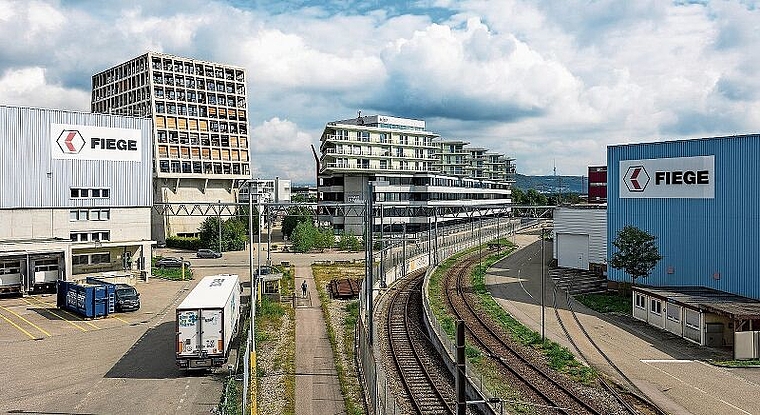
(51, 123, 142, 162)
(56, 130, 86, 154)
(619, 155, 715, 199)
(623, 165, 650, 192)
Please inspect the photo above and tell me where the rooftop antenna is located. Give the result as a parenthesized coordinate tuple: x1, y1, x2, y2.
(554, 159, 562, 205)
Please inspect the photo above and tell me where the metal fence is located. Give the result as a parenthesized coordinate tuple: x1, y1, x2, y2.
(357, 217, 543, 414)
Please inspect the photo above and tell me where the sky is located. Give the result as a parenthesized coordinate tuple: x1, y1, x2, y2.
(1, 0, 759, 184)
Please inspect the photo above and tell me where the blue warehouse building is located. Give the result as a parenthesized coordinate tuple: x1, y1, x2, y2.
(608, 134, 760, 355)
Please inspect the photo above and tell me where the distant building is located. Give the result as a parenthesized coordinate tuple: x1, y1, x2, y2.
(0, 105, 153, 294)
(587, 165, 607, 204)
(318, 114, 515, 234)
(238, 178, 291, 204)
(291, 185, 318, 201)
(91, 52, 250, 240)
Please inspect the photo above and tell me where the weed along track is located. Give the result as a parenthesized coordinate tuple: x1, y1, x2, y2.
(381, 272, 458, 414)
(442, 251, 636, 415)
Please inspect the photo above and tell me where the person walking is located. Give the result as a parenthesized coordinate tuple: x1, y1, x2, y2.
(301, 280, 308, 298)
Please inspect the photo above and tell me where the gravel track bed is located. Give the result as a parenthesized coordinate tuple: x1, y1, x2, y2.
(257, 306, 293, 415)
(377, 273, 480, 415)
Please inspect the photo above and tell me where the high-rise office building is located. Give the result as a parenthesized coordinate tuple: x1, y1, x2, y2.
(91, 52, 250, 239)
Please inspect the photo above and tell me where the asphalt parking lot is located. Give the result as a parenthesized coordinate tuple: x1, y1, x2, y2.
(0, 251, 250, 415)
(0, 244, 364, 414)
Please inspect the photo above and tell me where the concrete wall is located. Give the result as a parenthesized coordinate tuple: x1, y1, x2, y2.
(153, 178, 236, 238)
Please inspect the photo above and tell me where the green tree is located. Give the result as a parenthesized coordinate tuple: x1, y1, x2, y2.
(338, 232, 362, 251)
(199, 217, 224, 251)
(291, 221, 315, 253)
(525, 189, 548, 205)
(609, 225, 663, 285)
(511, 187, 526, 204)
(315, 227, 335, 251)
(198, 216, 249, 252)
(282, 206, 313, 239)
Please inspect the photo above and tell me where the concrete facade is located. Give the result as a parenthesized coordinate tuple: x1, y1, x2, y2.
(91, 52, 250, 239)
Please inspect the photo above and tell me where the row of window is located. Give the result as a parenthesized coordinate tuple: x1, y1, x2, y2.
(72, 253, 111, 266)
(328, 130, 435, 147)
(155, 115, 248, 135)
(326, 145, 437, 159)
(70, 209, 110, 222)
(154, 92, 246, 112)
(150, 58, 245, 82)
(158, 160, 249, 176)
(0, 261, 21, 275)
(152, 73, 244, 96)
(635, 294, 700, 328)
(71, 188, 110, 199)
(157, 146, 248, 163)
(70, 231, 110, 243)
(157, 131, 248, 148)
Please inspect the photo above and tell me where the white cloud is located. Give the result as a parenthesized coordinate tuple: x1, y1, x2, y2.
(0, 67, 90, 111)
(250, 117, 319, 183)
(1, 0, 760, 179)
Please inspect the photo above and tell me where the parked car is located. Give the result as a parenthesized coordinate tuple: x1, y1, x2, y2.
(114, 284, 140, 312)
(156, 257, 191, 269)
(254, 265, 279, 276)
(196, 249, 222, 259)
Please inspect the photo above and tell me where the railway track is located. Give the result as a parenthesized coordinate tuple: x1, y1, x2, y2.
(383, 272, 456, 414)
(443, 252, 635, 414)
(552, 284, 667, 415)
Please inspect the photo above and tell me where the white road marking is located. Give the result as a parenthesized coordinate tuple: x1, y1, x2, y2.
(640, 359, 694, 363)
(641, 360, 753, 415)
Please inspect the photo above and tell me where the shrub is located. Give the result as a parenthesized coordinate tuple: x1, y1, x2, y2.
(166, 236, 202, 251)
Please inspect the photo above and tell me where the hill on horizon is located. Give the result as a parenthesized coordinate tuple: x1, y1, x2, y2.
(514, 173, 585, 194)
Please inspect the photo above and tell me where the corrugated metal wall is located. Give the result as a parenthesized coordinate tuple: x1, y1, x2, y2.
(607, 134, 760, 299)
(554, 207, 607, 265)
(0, 106, 153, 209)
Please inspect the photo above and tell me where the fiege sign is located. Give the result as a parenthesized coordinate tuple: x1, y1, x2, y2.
(619, 155, 714, 199)
(51, 124, 142, 162)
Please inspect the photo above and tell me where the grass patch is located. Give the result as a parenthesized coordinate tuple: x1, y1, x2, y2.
(254, 266, 296, 415)
(312, 263, 365, 415)
(219, 375, 242, 415)
(711, 359, 760, 368)
(151, 256, 193, 281)
(575, 293, 631, 314)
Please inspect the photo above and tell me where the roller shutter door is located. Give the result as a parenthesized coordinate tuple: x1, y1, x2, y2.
(557, 233, 589, 270)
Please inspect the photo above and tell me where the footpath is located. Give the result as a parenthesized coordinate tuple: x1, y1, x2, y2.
(486, 234, 760, 415)
(294, 263, 346, 415)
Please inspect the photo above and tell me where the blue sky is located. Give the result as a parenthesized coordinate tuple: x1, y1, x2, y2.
(2, 0, 760, 183)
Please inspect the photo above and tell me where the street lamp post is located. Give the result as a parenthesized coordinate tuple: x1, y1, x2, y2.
(541, 225, 545, 341)
(218, 199, 222, 253)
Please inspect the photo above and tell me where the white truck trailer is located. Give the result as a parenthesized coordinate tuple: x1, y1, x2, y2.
(176, 274, 241, 370)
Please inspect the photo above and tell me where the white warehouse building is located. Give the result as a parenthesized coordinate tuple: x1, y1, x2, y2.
(0, 105, 154, 295)
(552, 206, 607, 275)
